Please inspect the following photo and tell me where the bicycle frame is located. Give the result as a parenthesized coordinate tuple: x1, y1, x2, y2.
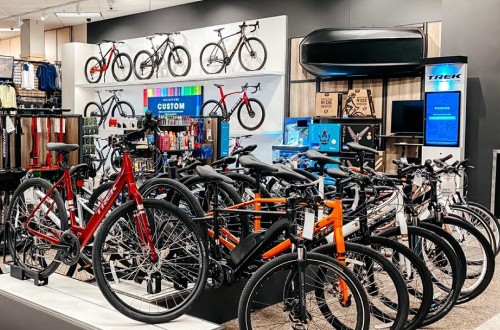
(97, 92, 119, 116)
(92, 44, 118, 73)
(217, 30, 247, 63)
(215, 86, 249, 117)
(22, 150, 158, 260)
(151, 37, 175, 66)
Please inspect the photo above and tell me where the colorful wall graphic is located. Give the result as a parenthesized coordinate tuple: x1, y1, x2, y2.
(144, 86, 203, 116)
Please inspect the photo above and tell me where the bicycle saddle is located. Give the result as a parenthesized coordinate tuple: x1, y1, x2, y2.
(232, 144, 257, 156)
(106, 88, 124, 93)
(46, 143, 79, 153)
(213, 27, 225, 33)
(325, 168, 350, 180)
(211, 156, 237, 168)
(346, 142, 378, 154)
(268, 164, 308, 182)
(214, 84, 224, 88)
(196, 165, 234, 184)
(305, 150, 341, 166)
(239, 155, 277, 173)
(177, 160, 202, 174)
(146, 36, 155, 40)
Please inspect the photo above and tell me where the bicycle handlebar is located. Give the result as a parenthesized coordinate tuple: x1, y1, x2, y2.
(239, 21, 259, 32)
(102, 40, 124, 44)
(241, 82, 261, 93)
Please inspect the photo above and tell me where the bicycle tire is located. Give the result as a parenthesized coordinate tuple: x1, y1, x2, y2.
(313, 242, 410, 330)
(200, 42, 225, 74)
(467, 201, 500, 254)
(6, 178, 68, 278)
(133, 49, 155, 80)
(237, 98, 265, 131)
(92, 199, 208, 324)
(84, 101, 105, 127)
(238, 37, 267, 71)
(167, 45, 191, 77)
(449, 204, 496, 253)
(90, 148, 105, 173)
(377, 226, 462, 327)
(111, 52, 132, 82)
(110, 148, 122, 172)
(111, 100, 135, 119)
(84, 56, 103, 83)
(238, 252, 370, 330)
(201, 100, 223, 117)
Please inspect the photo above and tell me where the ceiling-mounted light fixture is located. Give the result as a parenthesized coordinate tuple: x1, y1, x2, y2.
(41, 11, 50, 21)
(76, 2, 82, 15)
(17, 17, 23, 28)
(55, 12, 101, 18)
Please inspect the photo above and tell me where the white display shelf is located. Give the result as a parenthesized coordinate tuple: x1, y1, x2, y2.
(75, 70, 285, 89)
(0, 273, 222, 330)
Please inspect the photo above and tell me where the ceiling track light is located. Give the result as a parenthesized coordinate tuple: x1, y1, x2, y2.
(17, 17, 23, 28)
(41, 11, 50, 21)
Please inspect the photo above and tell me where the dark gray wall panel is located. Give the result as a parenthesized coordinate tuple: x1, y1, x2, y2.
(441, 0, 500, 206)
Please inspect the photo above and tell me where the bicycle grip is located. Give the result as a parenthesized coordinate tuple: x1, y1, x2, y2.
(439, 154, 453, 162)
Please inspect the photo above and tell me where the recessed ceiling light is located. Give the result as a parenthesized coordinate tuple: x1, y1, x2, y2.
(55, 12, 101, 18)
(0, 28, 20, 32)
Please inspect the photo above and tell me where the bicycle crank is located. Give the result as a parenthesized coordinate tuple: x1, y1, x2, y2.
(58, 231, 80, 266)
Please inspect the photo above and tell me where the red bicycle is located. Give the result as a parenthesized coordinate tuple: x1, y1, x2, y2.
(201, 83, 265, 131)
(6, 112, 207, 323)
(84, 40, 132, 83)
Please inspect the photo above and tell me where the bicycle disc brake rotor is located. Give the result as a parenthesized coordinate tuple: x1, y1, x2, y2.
(59, 231, 80, 266)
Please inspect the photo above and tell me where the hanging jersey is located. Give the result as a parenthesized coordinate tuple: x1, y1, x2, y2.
(21, 62, 35, 90)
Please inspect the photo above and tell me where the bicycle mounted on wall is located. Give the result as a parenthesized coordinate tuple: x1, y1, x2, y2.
(84, 40, 132, 83)
(84, 89, 135, 128)
(200, 21, 267, 74)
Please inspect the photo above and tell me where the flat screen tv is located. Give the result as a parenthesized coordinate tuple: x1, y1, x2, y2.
(424, 91, 461, 147)
(391, 100, 424, 135)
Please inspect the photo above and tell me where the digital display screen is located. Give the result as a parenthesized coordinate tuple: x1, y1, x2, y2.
(424, 91, 461, 147)
(391, 100, 424, 135)
(143, 86, 203, 116)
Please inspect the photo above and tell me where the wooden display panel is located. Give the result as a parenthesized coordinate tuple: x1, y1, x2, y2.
(289, 82, 316, 117)
(426, 21, 442, 58)
(320, 80, 348, 93)
(290, 38, 315, 81)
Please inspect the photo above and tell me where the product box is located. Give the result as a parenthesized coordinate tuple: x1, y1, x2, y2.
(340, 152, 376, 170)
(309, 123, 341, 152)
(341, 124, 379, 151)
(284, 117, 311, 146)
(340, 89, 375, 118)
(315, 93, 342, 117)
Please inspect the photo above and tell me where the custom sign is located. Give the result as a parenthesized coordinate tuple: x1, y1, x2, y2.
(144, 86, 203, 116)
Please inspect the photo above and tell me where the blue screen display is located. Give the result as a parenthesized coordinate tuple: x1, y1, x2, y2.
(424, 91, 461, 147)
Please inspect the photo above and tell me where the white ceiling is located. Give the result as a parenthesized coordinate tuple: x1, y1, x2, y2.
(0, 0, 201, 38)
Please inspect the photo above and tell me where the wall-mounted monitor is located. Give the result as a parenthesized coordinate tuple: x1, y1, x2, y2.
(391, 100, 424, 135)
(424, 91, 461, 147)
(143, 86, 203, 116)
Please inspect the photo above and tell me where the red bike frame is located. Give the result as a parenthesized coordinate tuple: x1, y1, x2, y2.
(23, 149, 159, 261)
(216, 85, 250, 115)
(90, 43, 118, 74)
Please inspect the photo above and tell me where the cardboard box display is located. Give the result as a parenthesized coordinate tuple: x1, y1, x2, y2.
(315, 92, 342, 117)
(340, 89, 375, 118)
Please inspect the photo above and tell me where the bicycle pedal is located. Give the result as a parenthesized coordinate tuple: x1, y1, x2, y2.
(77, 264, 92, 272)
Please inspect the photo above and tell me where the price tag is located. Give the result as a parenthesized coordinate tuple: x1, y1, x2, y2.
(5, 117, 15, 133)
(413, 172, 423, 187)
(302, 208, 315, 240)
(441, 174, 456, 197)
(23, 187, 35, 204)
(55, 119, 66, 133)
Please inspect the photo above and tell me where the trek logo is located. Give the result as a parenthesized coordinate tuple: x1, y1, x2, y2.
(427, 74, 462, 80)
(96, 185, 118, 215)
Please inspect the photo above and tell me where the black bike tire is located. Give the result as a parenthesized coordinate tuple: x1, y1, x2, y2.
(167, 45, 191, 77)
(92, 199, 208, 324)
(111, 100, 135, 119)
(6, 178, 68, 278)
(201, 100, 223, 117)
(84, 56, 103, 83)
(110, 148, 122, 172)
(133, 49, 155, 80)
(199, 42, 225, 74)
(449, 204, 496, 253)
(111, 52, 132, 82)
(237, 98, 265, 131)
(467, 201, 500, 254)
(377, 226, 462, 327)
(238, 252, 370, 330)
(238, 37, 267, 71)
(84, 101, 105, 127)
(313, 242, 410, 330)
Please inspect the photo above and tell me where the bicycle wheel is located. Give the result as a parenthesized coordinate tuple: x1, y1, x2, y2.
(237, 98, 265, 131)
(92, 199, 208, 323)
(89, 148, 105, 173)
(111, 52, 132, 82)
(200, 42, 225, 74)
(111, 101, 135, 119)
(84, 101, 105, 127)
(167, 46, 191, 77)
(438, 216, 495, 304)
(84, 56, 103, 83)
(239, 37, 267, 71)
(468, 201, 500, 254)
(314, 242, 409, 330)
(238, 252, 370, 330)
(110, 148, 122, 172)
(449, 204, 496, 253)
(201, 100, 223, 117)
(133, 50, 155, 80)
(377, 226, 462, 327)
(6, 178, 68, 278)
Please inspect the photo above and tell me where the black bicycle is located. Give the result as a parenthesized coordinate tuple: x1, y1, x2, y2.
(84, 40, 132, 83)
(133, 32, 191, 79)
(200, 21, 267, 74)
(84, 89, 135, 128)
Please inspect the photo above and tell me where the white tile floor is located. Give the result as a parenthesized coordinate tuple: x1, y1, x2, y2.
(0, 273, 222, 330)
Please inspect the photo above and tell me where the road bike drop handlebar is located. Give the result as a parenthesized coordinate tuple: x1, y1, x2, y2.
(154, 32, 181, 36)
(239, 21, 260, 33)
(241, 82, 261, 93)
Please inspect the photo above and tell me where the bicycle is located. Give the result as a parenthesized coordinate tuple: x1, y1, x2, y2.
(199, 21, 267, 74)
(133, 32, 191, 79)
(202, 83, 265, 131)
(6, 112, 208, 324)
(84, 89, 135, 128)
(84, 40, 132, 83)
